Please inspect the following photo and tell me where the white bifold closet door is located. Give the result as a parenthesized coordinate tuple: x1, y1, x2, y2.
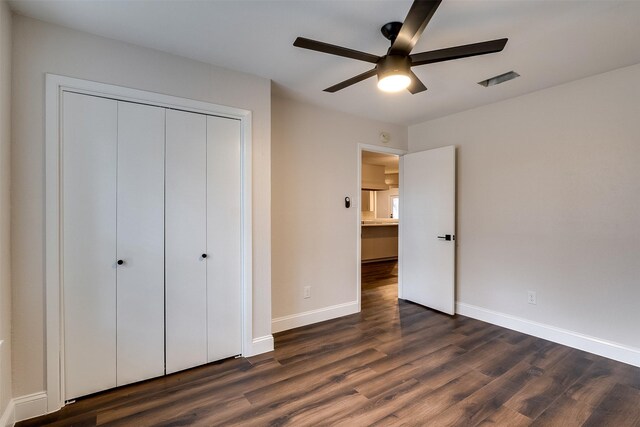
(63, 92, 118, 400)
(63, 93, 165, 399)
(115, 102, 166, 386)
(206, 115, 242, 362)
(165, 112, 242, 373)
(165, 110, 208, 374)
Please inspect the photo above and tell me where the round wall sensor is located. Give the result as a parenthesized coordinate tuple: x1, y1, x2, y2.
(380, 131, 391, 144)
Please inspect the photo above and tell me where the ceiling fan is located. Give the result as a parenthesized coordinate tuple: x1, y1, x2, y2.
(293, 0, 508, 94)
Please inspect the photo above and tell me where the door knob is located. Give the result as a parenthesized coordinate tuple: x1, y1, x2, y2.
(437, 234, 454, 241)
(202, 253, 208, 258)
(117, 259, 124, 265)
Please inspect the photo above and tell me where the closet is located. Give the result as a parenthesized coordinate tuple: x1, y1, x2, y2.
(62, 91, 242, 400)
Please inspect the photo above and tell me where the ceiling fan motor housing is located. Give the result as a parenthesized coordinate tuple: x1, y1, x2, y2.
(377, 55, 411, 79)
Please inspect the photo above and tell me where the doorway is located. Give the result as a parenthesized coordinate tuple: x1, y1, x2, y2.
(358, 145, 404, 311)
(356, 144, 457, 316)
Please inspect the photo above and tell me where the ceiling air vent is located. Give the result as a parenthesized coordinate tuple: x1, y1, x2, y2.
(478, 71, 520, 87)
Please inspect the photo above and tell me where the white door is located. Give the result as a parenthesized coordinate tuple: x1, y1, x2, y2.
(116, 102, 166, 385)
(400, 146, 456, 315)
(165, 109, 208, 374)
(206, 115, 243, 361)
(63, 92, 118, 400)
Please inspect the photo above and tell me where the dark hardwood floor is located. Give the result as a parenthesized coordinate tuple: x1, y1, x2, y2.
(21, 260, 640, 426)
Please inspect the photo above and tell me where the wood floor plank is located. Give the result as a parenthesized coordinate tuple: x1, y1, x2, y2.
(19, 260, 640, 427)
(581, 383, 640, 427)
(217, 369, 375, 426)
(250, 389, 368, 427)
(244, 348, 386, 405)
(530, 358, 620, 426)
(475, 339, 540, 378)
(96, 363, 277, 425)
(274, 328, 381, 366)
(477, 406, 532, 427)
(357, 344, 466, 399)
(385, 369, 494, 425)
(329, 379, 427, 426)
(606, 358, 640, 391)
(426, 365, 534, 426)
(410, 339, 513, 392)
(101, 394, 251, 427)
(504, 349, 595, 419)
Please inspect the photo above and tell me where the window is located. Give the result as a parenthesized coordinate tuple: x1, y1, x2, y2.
(391, 195, 399, 219)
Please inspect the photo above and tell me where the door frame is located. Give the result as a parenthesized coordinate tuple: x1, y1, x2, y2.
(45, 74, 253, 412)
(356, 144, 406, 312)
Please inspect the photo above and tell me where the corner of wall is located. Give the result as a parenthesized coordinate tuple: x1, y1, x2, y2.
(0, 0, 14, 421)
(272, 301, 359, 334)
(0, 390, 48, 426)
(0, 395, 15, 427)
(249, 335, 274, 356)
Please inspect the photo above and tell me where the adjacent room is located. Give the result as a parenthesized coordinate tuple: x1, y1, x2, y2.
(1, 0, 639, 425)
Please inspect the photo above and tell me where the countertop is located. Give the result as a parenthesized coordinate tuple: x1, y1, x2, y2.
(361, 220, 399, 227)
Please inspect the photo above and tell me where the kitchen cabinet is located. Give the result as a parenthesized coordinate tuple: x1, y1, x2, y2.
(361, 223, 398, 262)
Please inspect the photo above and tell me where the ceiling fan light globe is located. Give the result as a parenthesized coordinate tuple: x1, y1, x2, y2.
(377, 74, 411, 92)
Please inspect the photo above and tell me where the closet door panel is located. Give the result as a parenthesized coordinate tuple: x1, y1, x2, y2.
(62, 92, 118, 400)
(116, 102, 166, 385)
(207, 116, 243, 361)
(165, 110, 208, 374)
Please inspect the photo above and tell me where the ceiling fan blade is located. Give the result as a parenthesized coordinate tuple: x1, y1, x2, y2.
(324, 68, 378, 93)
(389, 0, 442, 56)
(294, 37, 380, 64)
(407, 71, 427, 94)
(410, 38, 508, 66)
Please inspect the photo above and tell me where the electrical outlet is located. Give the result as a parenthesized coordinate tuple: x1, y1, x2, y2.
(527, 290, 537, 305)
(304, 286, 311, 299)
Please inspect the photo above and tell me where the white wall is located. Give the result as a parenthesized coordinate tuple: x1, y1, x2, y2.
(0, 0, 12, 416)
(409, 63, 640, 353)
(271, 95, 406, 332)
(11, 14, 271, 398)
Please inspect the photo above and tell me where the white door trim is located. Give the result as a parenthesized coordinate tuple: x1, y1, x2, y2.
(45, 74, 253, 413)
(356, 144, 406, 312)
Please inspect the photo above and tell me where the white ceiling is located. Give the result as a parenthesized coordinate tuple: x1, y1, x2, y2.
(362, 151, 398, 172)
(9, 0, 640, 125)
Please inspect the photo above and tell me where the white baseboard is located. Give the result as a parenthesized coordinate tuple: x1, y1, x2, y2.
(0, 391, 49, 426)
(248, 335, 274, 356)
(272, 300, 359, 334)
(0, 399, 14, 427)
(456, 302, 640, 368)
(0, 340, 4, 425)
(13, 392, 48, 424)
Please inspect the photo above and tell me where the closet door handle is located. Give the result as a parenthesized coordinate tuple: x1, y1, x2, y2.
(117, 259, 124, 265)
(201, 253, 208, 259)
